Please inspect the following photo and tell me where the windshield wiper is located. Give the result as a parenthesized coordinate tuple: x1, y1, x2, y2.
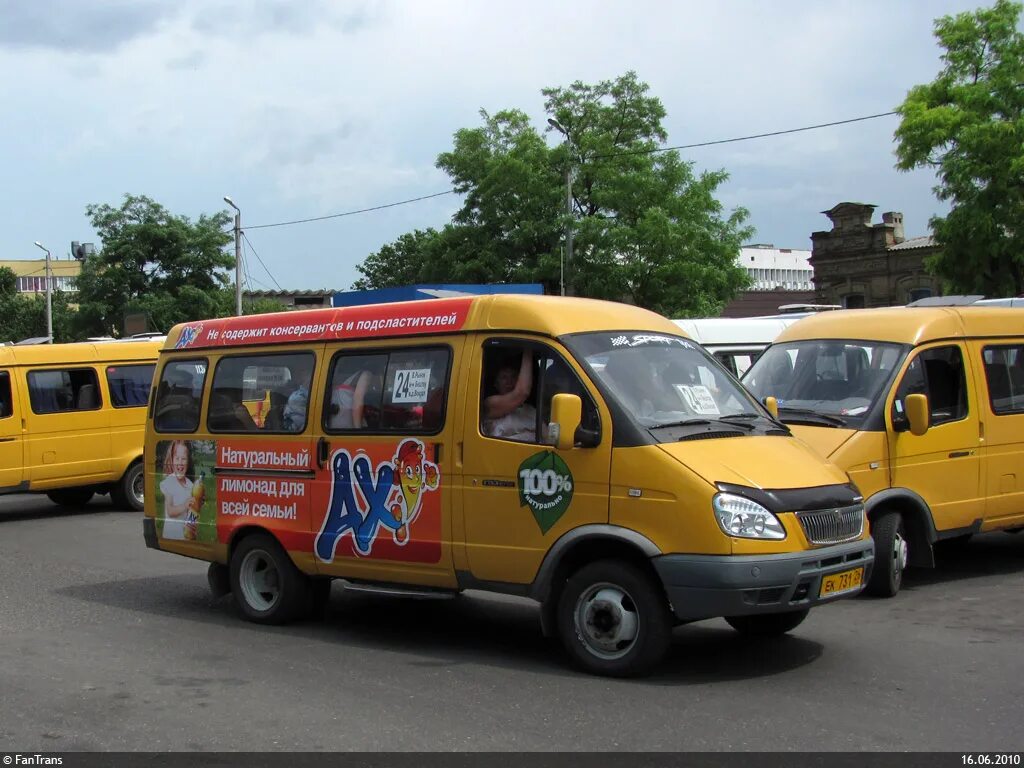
(649, 417, 755, 431)
(777, 407, 847, 427)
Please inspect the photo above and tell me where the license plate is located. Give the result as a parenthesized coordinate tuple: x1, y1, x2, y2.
(819, 567, 864, 598)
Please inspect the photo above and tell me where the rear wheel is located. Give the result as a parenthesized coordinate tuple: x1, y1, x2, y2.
(111, 461, 144, 511)
(866, 510, 907, 597)
(725, 609, 809, 637)
(556, 559, 672, 678)
(46, 488, 95, 507)
(229, 533, 309, 624)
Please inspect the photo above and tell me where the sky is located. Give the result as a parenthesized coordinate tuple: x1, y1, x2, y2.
(0, 0, 993, 292)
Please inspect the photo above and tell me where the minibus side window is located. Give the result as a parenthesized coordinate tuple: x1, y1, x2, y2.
(207, 353, 315, 434)
(27, 368, 102, 414)
(154, 360, 207, 433)
(892, 346, 968, 427)
(480, 342, 599, 445)
(0, 372, 12, 418)
(982, 344, 1024, 415)
(106, 364, 156, 408)
(323, 347, 451, 434)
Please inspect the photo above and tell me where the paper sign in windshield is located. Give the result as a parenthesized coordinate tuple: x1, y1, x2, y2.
(676, 384, 720, 415)
(391, 368, 431, 403)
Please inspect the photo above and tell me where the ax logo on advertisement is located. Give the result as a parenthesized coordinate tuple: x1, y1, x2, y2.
(315, 439, 439, 561)
(175, 323, 203, 349)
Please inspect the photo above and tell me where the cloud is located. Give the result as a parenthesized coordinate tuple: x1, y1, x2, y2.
(190, 0, 383, 39)
(0, 0, 178, 52)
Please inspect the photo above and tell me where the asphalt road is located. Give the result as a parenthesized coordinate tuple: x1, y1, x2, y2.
(1, 492, 1023, 752)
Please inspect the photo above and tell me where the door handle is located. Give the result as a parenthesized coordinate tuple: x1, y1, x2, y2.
(317, 437, 331, 469)
(0, 437, 15, 443)
(948, 450, 972, 458)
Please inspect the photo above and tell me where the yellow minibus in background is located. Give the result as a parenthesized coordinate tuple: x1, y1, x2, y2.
(0, 339, 162, 510)
(744, 305, 1024, 596)
(143, 296, 873, 676)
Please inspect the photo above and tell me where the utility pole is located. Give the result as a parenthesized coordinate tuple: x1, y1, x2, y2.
(33, 241, 53, 343)
(548, 119, 574, 296)
(223, 196, 242, 315)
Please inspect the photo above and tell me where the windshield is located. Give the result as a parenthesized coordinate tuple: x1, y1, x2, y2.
(567, 331, 766, 429)
(744, 340, 906, 427)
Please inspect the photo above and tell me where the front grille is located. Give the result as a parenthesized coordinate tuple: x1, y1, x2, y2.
(796, 504, 865, 545)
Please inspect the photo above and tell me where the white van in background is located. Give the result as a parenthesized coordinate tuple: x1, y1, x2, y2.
(673, 316, 804, 377)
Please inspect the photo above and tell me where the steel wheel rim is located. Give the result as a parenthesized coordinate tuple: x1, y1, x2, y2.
(573, 581, 640, 660)
(892, 529, 907, 589)
(239, 549, 281, 612)
(131, 470, 144, 507)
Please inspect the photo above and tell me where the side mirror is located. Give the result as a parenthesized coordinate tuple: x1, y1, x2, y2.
(905, 393, 930, 436)
(548, 393, 583, 451)
(763, 396, 779, 419)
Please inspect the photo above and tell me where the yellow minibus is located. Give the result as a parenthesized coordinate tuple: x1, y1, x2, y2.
(744, 305, 1024, 596)
(0, 339, 162, 510)
(143, 296, 873, 676)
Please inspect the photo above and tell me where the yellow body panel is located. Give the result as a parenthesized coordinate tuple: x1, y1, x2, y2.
(0, 341, 160, 494)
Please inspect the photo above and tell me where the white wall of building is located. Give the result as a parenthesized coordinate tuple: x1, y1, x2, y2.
(738, 245, 813, 291)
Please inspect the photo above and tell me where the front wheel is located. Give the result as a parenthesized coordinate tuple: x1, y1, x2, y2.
(725, 609, 809, 637)
(556, 559, 672, 678)
(229, 533, 309, 624)
(46, 488, 95, 507)
(111, 462, 144, 511)
(865, 511, 907, 597)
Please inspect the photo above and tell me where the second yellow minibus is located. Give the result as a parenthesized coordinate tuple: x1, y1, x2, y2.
(744, 305, 1024, 596)
(0, 339, 162, 510)
(143, 296, 874, 676)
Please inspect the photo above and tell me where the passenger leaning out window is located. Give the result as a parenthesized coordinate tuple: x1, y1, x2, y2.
(482, 350, 535, 441)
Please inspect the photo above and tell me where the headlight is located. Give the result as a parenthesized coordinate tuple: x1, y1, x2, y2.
(712, 493, 786, 540)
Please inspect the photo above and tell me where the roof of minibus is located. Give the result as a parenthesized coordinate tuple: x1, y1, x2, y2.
(0, 339, 163, 367)
(776, 306, 1024, 346)
(162, 294, 686, 351)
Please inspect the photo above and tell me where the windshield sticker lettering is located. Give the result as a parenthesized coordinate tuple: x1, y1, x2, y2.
(391, 368, 431, 404)
(676, 385, 720, 415)
(518, 451, 574, 534)
(610, 334, 694, 349)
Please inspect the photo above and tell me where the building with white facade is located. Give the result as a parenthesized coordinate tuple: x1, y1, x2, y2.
(738, 244, 814, 291)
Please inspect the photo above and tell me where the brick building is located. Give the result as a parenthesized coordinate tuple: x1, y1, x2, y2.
(810, 202, 941, 308)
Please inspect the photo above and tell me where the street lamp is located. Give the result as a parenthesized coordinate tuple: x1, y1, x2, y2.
(548, 118, 574, 296)
(33, 241, 53, 343)
(223, 196, 242, 316)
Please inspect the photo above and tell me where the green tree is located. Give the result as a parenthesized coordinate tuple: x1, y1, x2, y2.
(354, 72, 752, 317)
(894, 0, 1024, 296)
(74, 194, 235, 337)
(0, 266, 77, 343)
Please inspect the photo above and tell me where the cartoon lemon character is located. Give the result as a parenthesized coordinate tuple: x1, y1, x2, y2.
(389, 439, 439, 544)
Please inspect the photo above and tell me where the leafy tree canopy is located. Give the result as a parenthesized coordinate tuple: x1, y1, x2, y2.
(74, 194, 236, 336)
(354, 72, 752, 317)
(895, 0, 1024, 296)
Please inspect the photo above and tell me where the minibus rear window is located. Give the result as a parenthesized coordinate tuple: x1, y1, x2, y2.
(154, 360, 207, 433)
(106, 364, 156, 408)
(324, 347, 450, 434)
(208, 353, 315, 434)
(27, 368, 102, 414)
(982, 345, 1024, 415)
(0, 372, 11, 418)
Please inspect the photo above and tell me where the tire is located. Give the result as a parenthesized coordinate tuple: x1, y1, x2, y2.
(725, 609, 809, 637)
(46, 488, 95, 507)
(556, 559, 672, 678)
(866, 510, 907, 597)
(229, 533, 309, 625)
(111, 461, 144, 512)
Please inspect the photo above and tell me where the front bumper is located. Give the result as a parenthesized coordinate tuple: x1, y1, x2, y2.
(652, 538, 874, 621)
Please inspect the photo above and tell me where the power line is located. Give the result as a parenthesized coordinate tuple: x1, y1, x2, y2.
(241, 231, 283, 290)
(590, 111, 899, 160)
(236, 109, 898, 231)
(246, 190, 455, 230)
